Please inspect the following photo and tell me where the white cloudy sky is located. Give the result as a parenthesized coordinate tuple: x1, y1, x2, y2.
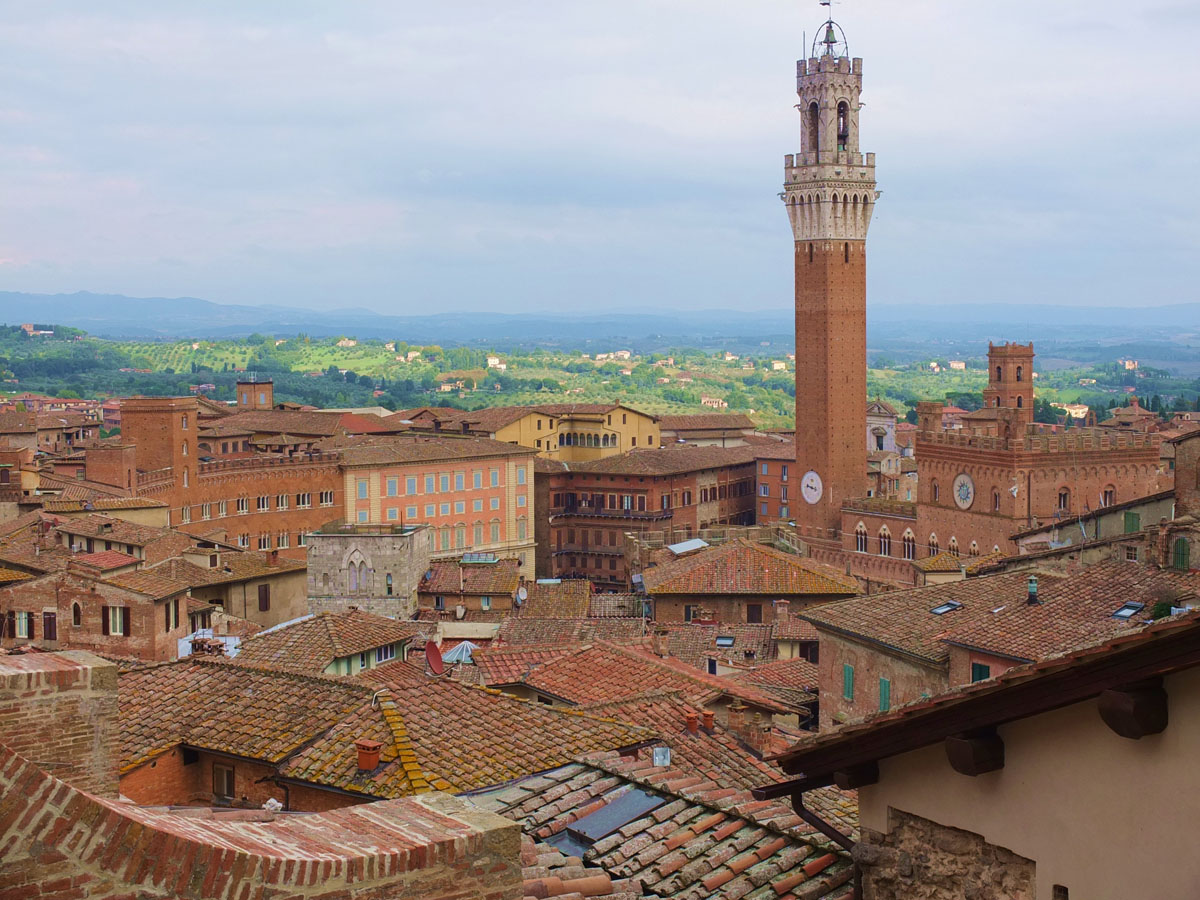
(1, 1, 1198, 314)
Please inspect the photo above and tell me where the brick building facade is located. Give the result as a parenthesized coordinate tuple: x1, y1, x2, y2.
(542, 445, 757, 589)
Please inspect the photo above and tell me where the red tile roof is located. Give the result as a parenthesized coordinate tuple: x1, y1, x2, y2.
(521, 642, 790, 714)
(477, 754, 856, 899)
(566, 444, 758, 477)
(471, 645, 575, 685)
(519, 578, 592, 617)
(642, 539, 859, 596)
(232, 610, 420, 673)
(119, 657, 434, 799)
(73, 550, 139, 570)
(420, 558, 520, 596)
(803, 559, 1200, 666)
(495, 615, 649, 646)
(362, 662, 654, 792)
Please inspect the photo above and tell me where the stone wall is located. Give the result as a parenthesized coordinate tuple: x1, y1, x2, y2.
(855, 808, 1035, 900)
(306, 527, 431, 619)
(0, 650, 118, 797)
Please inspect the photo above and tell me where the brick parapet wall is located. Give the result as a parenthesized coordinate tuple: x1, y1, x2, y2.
(0, 742, 523, 900)
(0, 650, 118, 797)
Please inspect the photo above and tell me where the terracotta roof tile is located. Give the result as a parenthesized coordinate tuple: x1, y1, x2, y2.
(566, 444, 758, 477)
(105, 569, 192, 600)
(803, 560, 1200, 666)
(363, 663, 654, 792)
(472, 645, 575, 685)
(658, 413, 756, 432)
(475, 753, 856, 900)
(232, 610, 421, 674)
(642, 539, 859, 596)
(420, 557, 520, 596)
(521, 642, 790, 714)
(73, 550, 139, 570)
(118, 657, 432, 798)
(495, 615, 649, 646)
(520, 578, 592, 617)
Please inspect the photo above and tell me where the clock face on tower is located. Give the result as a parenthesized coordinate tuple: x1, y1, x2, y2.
(953, 472, 976, 510)
(801, 470, 824, 505)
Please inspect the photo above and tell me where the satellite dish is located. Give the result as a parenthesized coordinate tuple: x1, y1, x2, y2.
(517, 586, 528, 601)
(425, 641, 445, 676)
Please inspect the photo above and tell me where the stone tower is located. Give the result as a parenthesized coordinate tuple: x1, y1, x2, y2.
(783, 13, 878, 543)
(981, 342, 1035, 426)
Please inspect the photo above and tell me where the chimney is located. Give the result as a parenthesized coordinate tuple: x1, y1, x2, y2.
(354, 738, 383, 771)
(1026, 574, 1040, 605)
(774, 598, 790, 625)
(728, 700, 746, 735)
(651, 627, 669, 657)
(701, 710, 714, 732)
(267, 550, 278, 566)
(685, 711, 699, 735)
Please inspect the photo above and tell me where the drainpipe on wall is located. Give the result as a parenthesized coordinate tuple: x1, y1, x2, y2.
(791, 791, 862, 899)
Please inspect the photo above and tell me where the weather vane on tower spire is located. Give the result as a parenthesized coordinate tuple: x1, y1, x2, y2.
(813, 0, 849, 59)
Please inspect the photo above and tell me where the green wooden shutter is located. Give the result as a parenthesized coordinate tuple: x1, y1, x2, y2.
(1174, 538, 1191, 571)
(879, 678, 891, 711)
(842, 664, 855, 700)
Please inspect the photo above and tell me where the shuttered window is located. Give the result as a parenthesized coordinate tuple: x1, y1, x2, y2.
(842, 664, 855, 701)
(878, 677, 891, 711)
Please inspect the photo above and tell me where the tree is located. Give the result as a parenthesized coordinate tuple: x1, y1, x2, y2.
(1032, 397, 1058, 424)
(904, 408, 918, 425)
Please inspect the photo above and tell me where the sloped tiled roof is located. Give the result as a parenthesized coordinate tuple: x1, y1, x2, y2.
(232, 610, 420, 673)
(576, 691, 784, 790)
(521, 642, 789, 714)
(495, 616, 648, 646)
(141, 551, 306, 588)
(73, 550, 139, 570)
(40, 497, 167, 513)
(658, 413, 756, 432)
(363, 662, 654, 792)
(642, 540, 859, 596)
(477, 754, 856, 900)
(728, 658, 820, 712)
(911, 550, 966, 573)
(328, 433, 538, 467)
(567, 445, 757, 477)
(420, 557, 520, 596)
(519, 578, 591, 617)
(105, 568, 192, 599)
(588, 593, 644, 618)
(118, 657, 432, 799)
(472, 644, 576, 685)
(803, 560, 1200, 666)
(53, 515, 168, 545)
(655, 623, 777, 669)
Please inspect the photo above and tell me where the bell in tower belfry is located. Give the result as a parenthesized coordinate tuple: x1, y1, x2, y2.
(784, 4, 879, 544)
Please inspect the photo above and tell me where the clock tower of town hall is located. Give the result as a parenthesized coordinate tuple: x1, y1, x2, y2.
(784, 10, 878, 544)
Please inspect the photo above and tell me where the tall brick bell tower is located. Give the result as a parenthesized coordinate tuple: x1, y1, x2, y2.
(784, 9, 877, 544)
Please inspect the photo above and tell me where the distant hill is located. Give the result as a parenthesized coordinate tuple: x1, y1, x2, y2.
(3, 290, 1199, 356)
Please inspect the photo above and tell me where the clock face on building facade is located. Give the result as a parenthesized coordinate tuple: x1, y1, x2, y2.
(801, 470, 824, 505)
(953, 472, 976, 510)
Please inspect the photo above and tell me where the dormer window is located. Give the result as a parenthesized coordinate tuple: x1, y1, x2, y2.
(1112, 601, 1145, 620)
(931, 600, 962, 615)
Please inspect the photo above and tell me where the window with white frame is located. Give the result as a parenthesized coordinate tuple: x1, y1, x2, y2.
(201, 502, 211, 520)
(296, 493, 312, 509)
(375, 643, 396, 663)
(276, 494, 289, 510)
(258, 534, 271, 550)
(257, 495, 269, 511)
(319, 491, 334, 506)
(218, 500, 227, 517)
(236, 497, 248, 514)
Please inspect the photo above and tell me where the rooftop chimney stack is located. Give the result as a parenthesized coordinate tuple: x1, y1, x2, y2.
(685, 711, 699, 735)
(1027, 574, 1040, 605)
(775, 599, 790, 625)
(701, 710, 715, 732)
(354, 738, 382, 771)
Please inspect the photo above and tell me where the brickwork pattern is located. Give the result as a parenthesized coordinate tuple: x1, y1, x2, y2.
(0, 650, 118, 797)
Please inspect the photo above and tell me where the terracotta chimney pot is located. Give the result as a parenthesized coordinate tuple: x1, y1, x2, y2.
(685, 711, 699, 735)
(354, 738, 383, 771)
(702, 710, 715, 731)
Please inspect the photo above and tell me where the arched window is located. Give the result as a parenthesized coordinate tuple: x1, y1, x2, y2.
(855, 523, 868, 553)
(1016, 366, 1023, 382)
(836, 101, 849, 150)
(358, 562, 368, 593)
(992, 490, 1000, 512)
(996, 366, 1003, 382)
(948, 537, 960, 557)
(806, 101, 819, 152)
(808, 243, 814, 263)
(931, 480, 940, 502)
(1017, 396, 1024, 408)
(72, 603, 81, 627)
(844, 242, 850, 263)
(878, 528, 891, 557)
(1102, 485, 1115, 507)
(902, 531, 916, 561)
(928, 534, 939, 555)
(349, 565, 358, 593)
(969, 541, 979, 557)
(386, 573, 394, 596)
(1058, 488, 1070, 512)
(322, 573, 330, 590)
